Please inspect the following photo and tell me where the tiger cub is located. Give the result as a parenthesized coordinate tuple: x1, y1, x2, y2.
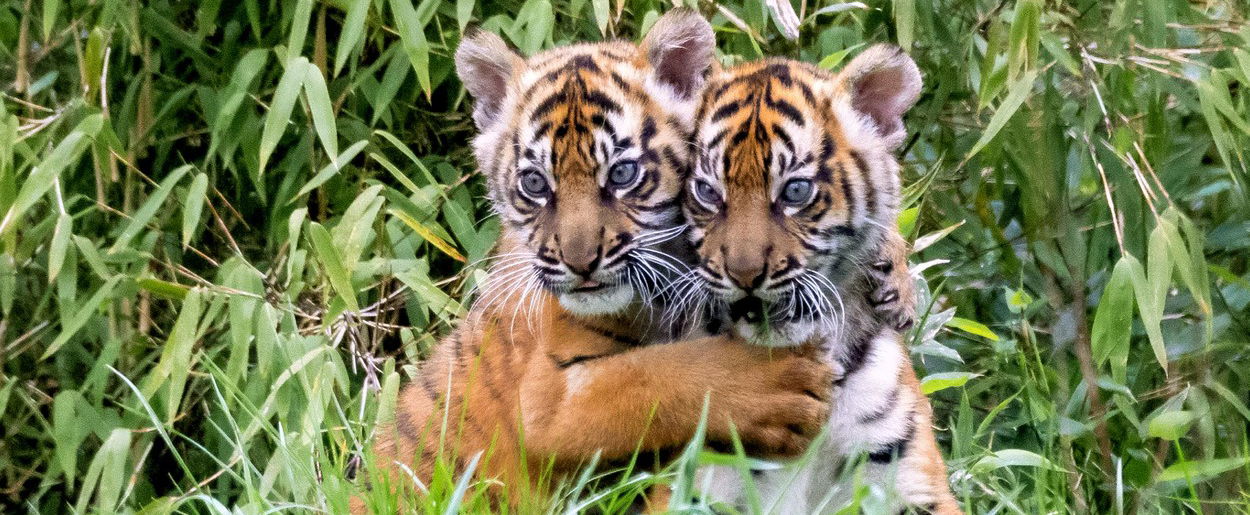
(682, 48, 961, 514)
(358, 10, 837, 511)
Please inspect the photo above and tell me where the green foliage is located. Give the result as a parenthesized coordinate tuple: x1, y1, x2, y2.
(2, 0, 1249, 512)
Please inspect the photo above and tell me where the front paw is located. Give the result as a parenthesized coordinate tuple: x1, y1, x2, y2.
(868, 258, 915, 332)
(716, 347, 833, 458)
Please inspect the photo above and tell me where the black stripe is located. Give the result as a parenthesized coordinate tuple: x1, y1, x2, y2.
(550, 352, 615, 368)
(570, 54, 599, 72)
(868, 420, 915, 463)
(584, 90, 622, 113)
(835, 331, 875, 383)
(857, 386, 900, 424)
(711, 100, 743, 122)
(530, 91, 568, 122)
(768, 97, 805, 126)
(851, 150, 877, 218)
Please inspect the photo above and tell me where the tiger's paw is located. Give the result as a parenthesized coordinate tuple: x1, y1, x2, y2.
(710, 344, 834, 458)
(867, 242, 916, 332)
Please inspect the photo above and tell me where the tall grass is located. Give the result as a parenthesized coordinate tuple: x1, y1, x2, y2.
(1, 0, 1248, 512)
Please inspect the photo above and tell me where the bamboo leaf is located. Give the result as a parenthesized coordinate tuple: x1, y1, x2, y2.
(259, 57, 309, 174)
(308, 222, 360, 312)
(42, 275, 123, 360)
(108, 164, 194, 254)
(0, 114, 101, 236)
(303, 60, 339, 160)
(390, 208, 466, 262)
(966, 69, 1038, 161)
(335, 0, 371, 76)
(390, 0, 432, 100)
(48, 212, 72, 282)
(182, 172, 208, 246)
(1092, 257, 1135, 381)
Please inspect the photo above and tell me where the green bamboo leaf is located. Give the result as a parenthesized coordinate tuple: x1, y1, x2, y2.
(893, 0, 914, 51)
(294, 140, 370, 199)
(259, 57, 309, 174)
(302, 60, 339, 160)
(920, 371, 980, 395)
(972, 449, 1065, 473)
(456, 0, 474, 32)
(74, 428, 131, 514)
(1157, 457, 1250, 484)
(1006, 0, 1040, 79)
(108, 164, 193, 254)
(52, 390, 87, 488)
(1148, 410, 1195, 441)
(308, 222, 359, 311)
(139, 289, 203, 424)
(1124, 252, 1166, 373)
(48, 212, 72, 282)
(965, 69, 1038, 161)
(592, 0, 610, 36)
(0, 114, 101, 236)
(1091, 257, 1135, 381)
(42, 0, 60, 42)
(946, 317, 999, 341)
(335, 0, 371, 76)
(372, 48, 411, 125)
(390, 0, 432, 100)
(286, 0, 315, 59)
(42, 275, 123, 360)
(182, 172, 208, 246)
(136, 277, 191, 300)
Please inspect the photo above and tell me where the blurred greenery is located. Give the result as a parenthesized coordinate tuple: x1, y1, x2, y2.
(2, 0, 1249, 512)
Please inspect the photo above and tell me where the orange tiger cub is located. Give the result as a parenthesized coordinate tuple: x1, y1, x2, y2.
(354, 10, 835, 511)
(683, 48, 961, 513)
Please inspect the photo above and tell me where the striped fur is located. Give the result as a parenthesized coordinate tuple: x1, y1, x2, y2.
(358, 11, 839, 511)
(683, 48, 962, 514)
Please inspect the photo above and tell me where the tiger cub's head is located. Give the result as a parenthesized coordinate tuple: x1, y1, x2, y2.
(684, 46, 922, 344)
(455, 9, 714, 316)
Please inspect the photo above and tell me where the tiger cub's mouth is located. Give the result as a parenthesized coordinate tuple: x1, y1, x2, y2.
(727, 294, 825, 347)
(558, 282, 635, 316)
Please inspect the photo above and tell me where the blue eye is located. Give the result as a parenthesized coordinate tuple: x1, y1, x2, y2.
(520, 170, 550, 196)
(694, 179, 721, 206)
(608, 160, 640, 187)
(780, 179, 814, 206)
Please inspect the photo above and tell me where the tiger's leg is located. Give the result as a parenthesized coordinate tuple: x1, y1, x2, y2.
(885, 362, 960, 515)
(861, 356, 961, 515)
(827, 330, 959, 515)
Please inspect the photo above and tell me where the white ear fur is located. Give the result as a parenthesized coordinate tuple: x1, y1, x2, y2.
(639, 8, 716, 99)
(837, 44, 922, 149)
(455, 29, 523, 129)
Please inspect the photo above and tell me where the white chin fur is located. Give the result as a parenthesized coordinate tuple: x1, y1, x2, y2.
(735, 320, 824, 347)
(558, 284, 635, 316)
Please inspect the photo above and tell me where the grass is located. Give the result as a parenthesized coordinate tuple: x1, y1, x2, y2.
(2, 0, 1249, 512)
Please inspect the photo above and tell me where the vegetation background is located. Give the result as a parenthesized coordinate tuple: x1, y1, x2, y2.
(2, 0, 1248, 512)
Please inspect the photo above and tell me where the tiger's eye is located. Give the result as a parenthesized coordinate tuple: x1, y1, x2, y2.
(608, 160, 640, 187)
(694, 179, 721, 206)
(780, 179, 814, 206)
(520, 171, 550, 196)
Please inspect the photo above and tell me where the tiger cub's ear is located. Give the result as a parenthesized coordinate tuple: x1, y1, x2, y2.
(455, 29, 524, 130)
(639, 8, 715, 100)
(837, 44, 922, 150)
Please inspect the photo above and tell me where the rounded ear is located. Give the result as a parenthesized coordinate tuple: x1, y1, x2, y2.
(455, 29, 523, 130)
(836, 45, 922, 149)
(639, 8, 715, 99)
